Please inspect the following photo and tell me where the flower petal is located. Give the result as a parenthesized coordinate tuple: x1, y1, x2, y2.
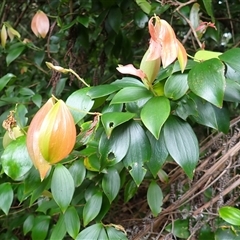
(116, 64, 146, 80)
(31, 10, 49, 38)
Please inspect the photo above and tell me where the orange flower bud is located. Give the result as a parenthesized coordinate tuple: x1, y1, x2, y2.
(27, 98, 76, 180)
(31, 10, 49, 38)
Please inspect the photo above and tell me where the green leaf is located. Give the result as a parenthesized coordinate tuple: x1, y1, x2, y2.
(147, 181, 163, 217)
(101, 112, 135, 137)
(199, 225, 214, 240)
(188, 58, 225, 107)
(69, 160, 86, 187)
(202, 0, 214, 22)
(76, 223, 103, 240)
(141, 96, 170, 139)
(129, 164, 147, 188)
(50, 214, 66, 240)
(146, 131, 168, 178)
(219, 206, 240, 226)
(194, 50, 222, 61)
(15, 103, 28, 127)
(215, 228, 239, 240)
(219, 48, 240, 73)
(134, 11, 148, 28)
(190, 94, 229, 134)
(51, 164, 75, 213)
(19, 87, 35, 96)
(108, 7, 122, 33)
(0, 73, 16, 91)
(124, 179, 138, 202)
(165, 219, 190, 239)
(111, 77, 146, 88)
(164, 74, 189, 100)
(64, 206, 80, 239)
(83, 192, 102, 226)
(135, 0, 151, 14)
(23, 215, 34, 235)
(32, 94, 42, 108)
(163, 115, 199, 179)
(110, 86, 152, 104)
(1, 136, 33, 180)
(102, 168, 120, 203)
(66, 88, 94, 124)
(106, 226, 128, 240)
(190, 3, 200, 29)
(224, 79, 240, 102)
(0, 183, 13, 215)
(31, 215, 51, 240)
(87, 84, 120, 99)
(6, 44, 25, 66)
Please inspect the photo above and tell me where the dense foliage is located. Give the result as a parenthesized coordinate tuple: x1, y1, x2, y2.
(1, 0, 240, 239)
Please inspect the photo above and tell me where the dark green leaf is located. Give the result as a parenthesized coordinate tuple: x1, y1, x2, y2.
(69, 160, 86, 187)
(6, 44, 25, 66)
(102, 168, 120, 203)
(87, 84, 120, 99)
(190, 94, 229, 133)
(0, 183, 13, 215)
(215, 227, 239, 240)
(83, 192, 102, 226)
(0, 73, 16, 91)
(64, 206, 80, 238)
(199, 225, 214, 240)
(101, 112, 135, 137)
(66, 88, 94, 124)
(129, 164, 147, 187)
(135, 0, 151, 14)
(106, 226, 128, 240)
(108, 8, 122, 33)
(50, 214, 66, 240)
(124, 179, 138, 202)
(165, 219, 190, 239)
(219, 206, 240, 226)
(188, 58, 225, 107)
(141, 96, 170, 139)
(15, 104, 28, 127)
(163, 116, 199, 179)
(224, 79, 240, 102)
(23, 215, 34, 235)
(31, 215, 51, 240)
(110, 86, 152, 104)
(146, 132, 168, 178)
(19, 87, 35, 96)
(51, 164, 75, 213)
(1, 136, 33, 180)
(164, 74, 188, 100)
(147, 181, 163, 217)
(202, 0, 214, 22)
(32, 94, 42, 108)
(134, 11, 148, 28)
(76, 223, 103, 240)
(111, 77, 146, 88)
(219, 47, 240, 73)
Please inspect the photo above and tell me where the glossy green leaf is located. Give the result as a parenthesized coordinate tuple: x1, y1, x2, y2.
(224, 78, 240, 102)
(111, 77, 146, 88)
(190, 94, 229, 134)
(102, 168, 120, 203)
(15, 103, 28, 127)
(23, 215, 34, 235)
(165, 219, 190, 239)
(194, 50, 222, 61)
(202, 0, 214, 22)
(147, 181, 163, 217)
(199, 225, 214, 240)
(32, 94, 42, 108)
(215, 228, 239, 240)
(101, 112, 135, 137)
(129, 164, 147, 187)
(83, 192, 102, 226)
(219, 206, 240, 226)
(106, 226, 128, 240)
(0, 183, 13, 215)
(66, 88, 94, 124)
(64, 206, 80, 238)
(134, 11, 148, 28)
(135, 0, 151, 14)
(108, 7, 122, 33)
(87, 84, 120, 99)
(31, 215, 51, 240)
(141, 96, 170, 139)
(0, 73, 16, 91)
(51, 164, 75, 213)
(6, 44, 25, 66)
(110, 86, 152, 104)
(69, 160, 86, 187)
(99, 125, 130, 167)
(76, 223, 103, 240)
(164, 74, 188, 100)
(188, 58, 225, 107)
(219, 48, 240, 73)
(163, 115, 199, 179)
(50, 214, 66, 240)
(1, 136, 33, 180)
(146, 131, 168, 178)
(124, 179, 138, 202)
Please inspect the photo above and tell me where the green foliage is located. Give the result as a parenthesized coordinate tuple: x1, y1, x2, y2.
(1, 0, 240, 239)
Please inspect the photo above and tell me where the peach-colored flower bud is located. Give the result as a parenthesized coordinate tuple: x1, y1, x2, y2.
(26, 98, 76, 180)
(31, 10, 49, 38)
(1, 25, 7, 48)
